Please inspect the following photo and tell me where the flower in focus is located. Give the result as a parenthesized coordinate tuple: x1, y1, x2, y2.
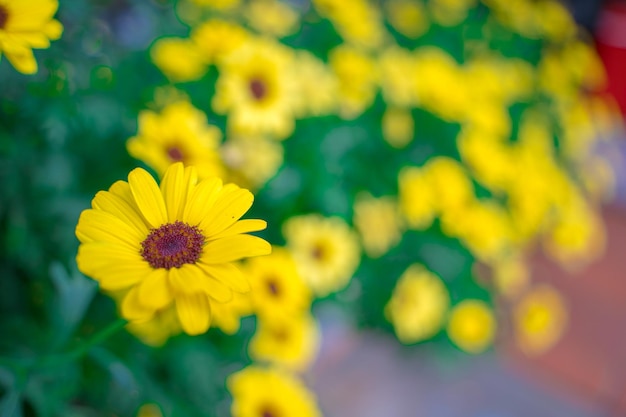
(514, 284, 568, 355)
(352, 192, 403, 258)
(249, 313, 320, 371)
(210, 291, 252, 335)
(447, 299, 496, 354)
(283, 214, 361, 297)
(150, 37, 207, 82)
(228, 365, 321, 417)
(212, 37, 299, 140)
(126, 101, 224, 180)
(244, 247, 312, 319)
(385, 264, 450, 344)
(0, 0, 63, 74)
(76, 163, 271, 335)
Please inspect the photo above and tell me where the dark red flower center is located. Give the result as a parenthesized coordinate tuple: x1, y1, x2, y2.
(141, 221, 204, 269)
(249, 78, 267, 100)
(0, 6, 9, 29)
(259, 405, 279, 417)
(167, 145, 184, 162)
(265, 277, 280, 297)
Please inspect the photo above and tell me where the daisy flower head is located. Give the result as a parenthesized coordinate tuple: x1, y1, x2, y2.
(126, 100, 225, 180)
(76, 163, 271, 335)
(228, 365, 321, 417)
(0, 0, 63, 74)
(283, 214, 361, 297)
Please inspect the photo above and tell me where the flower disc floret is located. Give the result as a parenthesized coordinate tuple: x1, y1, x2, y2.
(141, 221, 205, 269)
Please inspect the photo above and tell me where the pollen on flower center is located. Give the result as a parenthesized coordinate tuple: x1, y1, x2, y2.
(249, 78, 267, 100)
(141, 221, 205, 269)
(0, 6, 9, 29)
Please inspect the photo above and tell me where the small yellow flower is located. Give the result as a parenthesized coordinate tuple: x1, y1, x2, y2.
(397, 165, 436, 230)
(0, 0, 63, 74)
(190, 19, 249, 65)
(76, 163, 271, 335)
(127, 101, 224, 180)
(378, 46, 417, 108)
(428, 0, 478, 27)
(210, 291, 252, 335)
(283, 214, 361, 297)
(249, 313, 320, 371)
(382, 107, 414, 148)
(513, 284, 567, 356)
(385, 0, 429, 39)
(385, 264, 450, 344)
(228, 365, 321, 417)
(244, 0, 299, 38)
(292, 50, 338, 118)
(313, 0, 386, 49)
(353, 192, 403, 258)
(447, 299, 496, 354)
(136, 404, 163, 417)
(150, 37, 207, 82)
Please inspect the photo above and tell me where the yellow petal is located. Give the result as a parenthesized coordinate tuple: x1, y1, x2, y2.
(168, 265, 233, 303)
(121, 287, 155, 321)
(44, 19, 64, 40)
(199, 187, 254, 236)
(202, 235, 271, 263)
(160, 163, 197, 222)
(137, 268, 173, 310)
(128, 167, 168, 228)
(77, 243, 149, 290)
(175, 293, 211, 335)
(75, 209, 144, 248)
(91, 190, 149, 235)
(5, 47, 37, 74)
(210, 219, 267, 240)
(183, 177, 223, 226)
(197, 262, 250, 293)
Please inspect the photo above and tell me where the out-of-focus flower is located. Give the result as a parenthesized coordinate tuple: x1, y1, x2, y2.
(385, 264, 450, 344)
(190, 19, 249, 65)
(0, 0, 63, 74)
(150, 37, 207, 82)
(329, 44, 379, 119)
(220, 134, 284, 190)
(428, 0, 478, 27)
(513, 284, 568, 355)
(398, 165, 436, 230)
(384, 0, 429, 39)
(76, 163, 271, 335)
(124, 304, 182, 347)
(249, 312, 320, 371)
(126, 101, 224, 180)
(292, 50, 338, 118)
(382, 107, 414, 148)
(190, 0, 240, 10)
(244, 247, 312, 319)
(136, 404, 163, 417)
(228, 365, 321, 417)
(378, 46, 417, 108)
(446, 299, 496, 354)
(212, 38, 299, 140)
(283, 214, 360, 297)
(353, 192, 403, 258)
(426, 157, 474, 213)
(244, 0, 299, 38)
(492, 255, 529, 298)
(210, 291, 252, 334)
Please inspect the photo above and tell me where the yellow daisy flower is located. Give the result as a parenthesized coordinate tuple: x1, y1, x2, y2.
(249, 313, 320, 372)
(75, 162, 271, 335)
(212, 37, 299, 140)
(447, 299, 496, 354)
(352, 192, 403, 258)
(385, 264, 450, 344)
(0, 0, 63, 74)
(126, 101, 224, 180)
(243, 247, 312, 319)
(150, 37, 207, 82)
(513, 284, 568, 356)
(228, 365, 321, 417)
(283, 214, 361, 297)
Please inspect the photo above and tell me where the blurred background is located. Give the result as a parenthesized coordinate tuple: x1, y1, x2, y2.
(1, 0, 626, 416)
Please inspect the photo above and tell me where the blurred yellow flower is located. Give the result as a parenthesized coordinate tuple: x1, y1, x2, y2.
(150, 37, 207, 82)
(228, 365, 321, 417)
(378, 46, 417, 108)
(213, 38, 299, 140)
(136, 404, 163, 417)
(329, 44, 379, 119)
(249, 313, 320, 371)
(210, 291, 252, 335)
(127, 101, 224, 180)
(190, 19, 249, 65)
(0, 0, 63, 74)
(353, 192, 403, 258)
(514, 284, 567, 355)
(220, 134, 284, 190)
(428, 0, 478, 27)
(292, 50, 338, 118)
(425, 156, 474, 213)
(244, 0, 299, 38)
(385, 264, 450, 344)
(190, 0, 240, 9)
(382, 107, 414, 148)
(124, 304, 182, 347)
(385, 0, 429, 39)
(313, 0, 386, 49)
(283, 214, 361, 297)
(447, 299, 496, 354)
(398, 165, 436, 230)
(244, 247, 312, 319)
(76, 163, 271, 335)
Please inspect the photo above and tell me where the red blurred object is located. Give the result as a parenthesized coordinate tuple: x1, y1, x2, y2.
(596, 2, 626, 117)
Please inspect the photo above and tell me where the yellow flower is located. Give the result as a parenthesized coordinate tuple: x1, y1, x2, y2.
(328, 44, 379, 119)
(397, 165, 436, 230)
(0, 0, 63, 74)
(124, 304, 182, 347)
(382, 107, 414, 148)
(447, 299, 496, 354)
(75, 163, 271, 335)
(220, 134, 284, 190)
(292, 50, 338, 118)
(150, 37, 207, 82)
(244, 0, 299, 38)
(190, 19, 249, 65)
(243, 247, 312, 319)
(428, 0, 478, 27)
(513, 284, 567, 356)
(385, 0, 429, 39)
(378, 46, 417, 108)
(228, 365, 321, 417)
(126, 101, 225, 180)
(249, 313, 320, 371)
(385, 264, 450, 344)
(212, 37, 299, 140)
(425, 156, 474, 213)
(283, 214, 361, 297)
(353, 192, 403, 258)
(136, 404, 163, 417)
(313, 0, 386, 49)
(210, 290, 252, 335)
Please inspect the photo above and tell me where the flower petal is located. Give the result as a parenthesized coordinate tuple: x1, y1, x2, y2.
(210, 219, 267, 240)
(128, 167, 168, 228)
(183, 177, 223, 226)
(121, 287, 155, 321)
(169, 265, 233, 303)
(75, 209, 145, 248)
(91, 190, 149, 236)
(160, 163, 198, 223)
(4, 47, 37, 75)
(137, 268, 173, 310)
(199, 186, 254, 236)
(202, 235, 271, 264)
(77, 243, 149, 290)
(197, 262, 250, 293)
(175, 293, 211, 335)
